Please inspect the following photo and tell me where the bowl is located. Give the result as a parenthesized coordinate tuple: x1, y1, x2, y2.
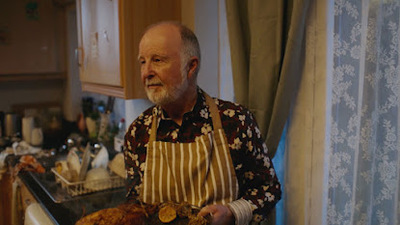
(84, 168, 111, 191)
(108, 153, 126, 179)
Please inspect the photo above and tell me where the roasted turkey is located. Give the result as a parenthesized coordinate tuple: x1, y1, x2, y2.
(75, 202, 210, 225)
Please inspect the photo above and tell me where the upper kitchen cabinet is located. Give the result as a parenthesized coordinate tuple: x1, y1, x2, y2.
(0, 0, 66, 79)
(76, 0, 181, 99)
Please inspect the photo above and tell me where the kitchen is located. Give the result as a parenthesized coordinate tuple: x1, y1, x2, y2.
(3, 1, 397, 225)
(0, 0, 231, 224)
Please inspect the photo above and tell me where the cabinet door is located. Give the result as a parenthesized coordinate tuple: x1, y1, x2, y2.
(0, 0, 64, 75)
(19, 178, 38, 211)
(77, 0, 120, 86)
(76, 0, 181, 99)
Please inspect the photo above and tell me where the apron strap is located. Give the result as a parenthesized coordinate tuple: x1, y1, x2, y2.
(204, 93, 223, 130)
(149, 92, 222, 142)
(149, 108, 158, 142)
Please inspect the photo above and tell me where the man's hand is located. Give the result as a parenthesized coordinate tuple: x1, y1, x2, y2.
(198, 204, 235, 225)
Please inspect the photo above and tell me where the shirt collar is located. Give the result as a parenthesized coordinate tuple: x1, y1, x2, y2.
(154, 87, 207, 121)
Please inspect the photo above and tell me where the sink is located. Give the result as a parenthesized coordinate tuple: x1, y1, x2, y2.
(27, 153, 75, 203)
(29, 171, 74, 203)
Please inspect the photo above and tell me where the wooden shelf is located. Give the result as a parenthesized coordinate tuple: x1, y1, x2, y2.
(0, 72, 65, 82)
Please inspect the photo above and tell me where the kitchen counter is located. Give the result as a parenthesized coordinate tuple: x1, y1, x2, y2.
(5, 152, 127, 225)
(19, 171, 126, 225)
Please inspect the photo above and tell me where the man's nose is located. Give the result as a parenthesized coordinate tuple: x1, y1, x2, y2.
(141, 62, 154, 79)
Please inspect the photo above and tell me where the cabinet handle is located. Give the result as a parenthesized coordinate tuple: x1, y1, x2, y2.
(75, 47, 83, 67)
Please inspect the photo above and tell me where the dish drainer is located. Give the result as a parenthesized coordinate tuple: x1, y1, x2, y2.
(51, 168, 125, 196)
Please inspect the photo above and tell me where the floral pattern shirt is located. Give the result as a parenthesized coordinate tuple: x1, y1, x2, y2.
(124, 88, 281, 222)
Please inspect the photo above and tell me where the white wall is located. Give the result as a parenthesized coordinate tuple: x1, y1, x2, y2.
(195, 0, 234, 101)
(217, 0, 234, 102)
(194, 0, 219, 97)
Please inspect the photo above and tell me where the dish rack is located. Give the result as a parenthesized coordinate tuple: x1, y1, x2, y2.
(51, 168, 125, 196)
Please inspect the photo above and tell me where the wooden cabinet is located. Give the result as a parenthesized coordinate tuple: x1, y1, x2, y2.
(76, 0, 181, 99)
(0, 170, 13, 225)
(18, 176, 38, 212)
(0, 172, 38, 225)
(0, 0, 65, 78)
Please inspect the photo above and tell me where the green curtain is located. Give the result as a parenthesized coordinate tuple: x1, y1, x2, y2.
(226, 0, 311, 158)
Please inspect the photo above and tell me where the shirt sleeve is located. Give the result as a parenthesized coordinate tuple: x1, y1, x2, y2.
(227, 199, 255, 225)
(240, 112, 281, 222)
(221, 103, 282, 223)
(124, 123, 140, 201)
(123, 112, 151, 202)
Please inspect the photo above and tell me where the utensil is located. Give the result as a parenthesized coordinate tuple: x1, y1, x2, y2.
(79, 143, 92, 181)
(105, 96, 115, 114)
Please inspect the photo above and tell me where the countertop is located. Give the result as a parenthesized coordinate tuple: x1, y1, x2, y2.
(20, 172, 126, 225)
(13, 153, 127, 225)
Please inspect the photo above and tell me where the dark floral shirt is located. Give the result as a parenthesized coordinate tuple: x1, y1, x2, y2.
(124, 88, 281, 222)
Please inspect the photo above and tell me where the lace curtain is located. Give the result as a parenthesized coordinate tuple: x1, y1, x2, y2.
(328, 0, 400, 224)
(282, 0, 400, 224)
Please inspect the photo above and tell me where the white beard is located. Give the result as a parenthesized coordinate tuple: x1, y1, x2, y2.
(146, 75, 189, 106)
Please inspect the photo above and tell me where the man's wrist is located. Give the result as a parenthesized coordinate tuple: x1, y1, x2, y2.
(225, 205, 235, 225)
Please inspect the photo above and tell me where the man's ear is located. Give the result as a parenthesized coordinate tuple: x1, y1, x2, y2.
(187, 57, 199, 79)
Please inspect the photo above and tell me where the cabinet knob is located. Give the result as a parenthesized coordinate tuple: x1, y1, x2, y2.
(25, 198, 32, 206)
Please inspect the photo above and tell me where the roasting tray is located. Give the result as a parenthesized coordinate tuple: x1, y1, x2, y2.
(51, 168, 125, 197)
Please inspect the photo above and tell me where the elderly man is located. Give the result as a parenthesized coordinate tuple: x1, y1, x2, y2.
(124, 21, 281, 225)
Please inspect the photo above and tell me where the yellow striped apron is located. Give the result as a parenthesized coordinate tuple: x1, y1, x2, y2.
(140, 93, 238, 207)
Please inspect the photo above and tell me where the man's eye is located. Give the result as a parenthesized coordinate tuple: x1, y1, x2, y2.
(153, 58, 161, 62)
(139, 60, 145, 65)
